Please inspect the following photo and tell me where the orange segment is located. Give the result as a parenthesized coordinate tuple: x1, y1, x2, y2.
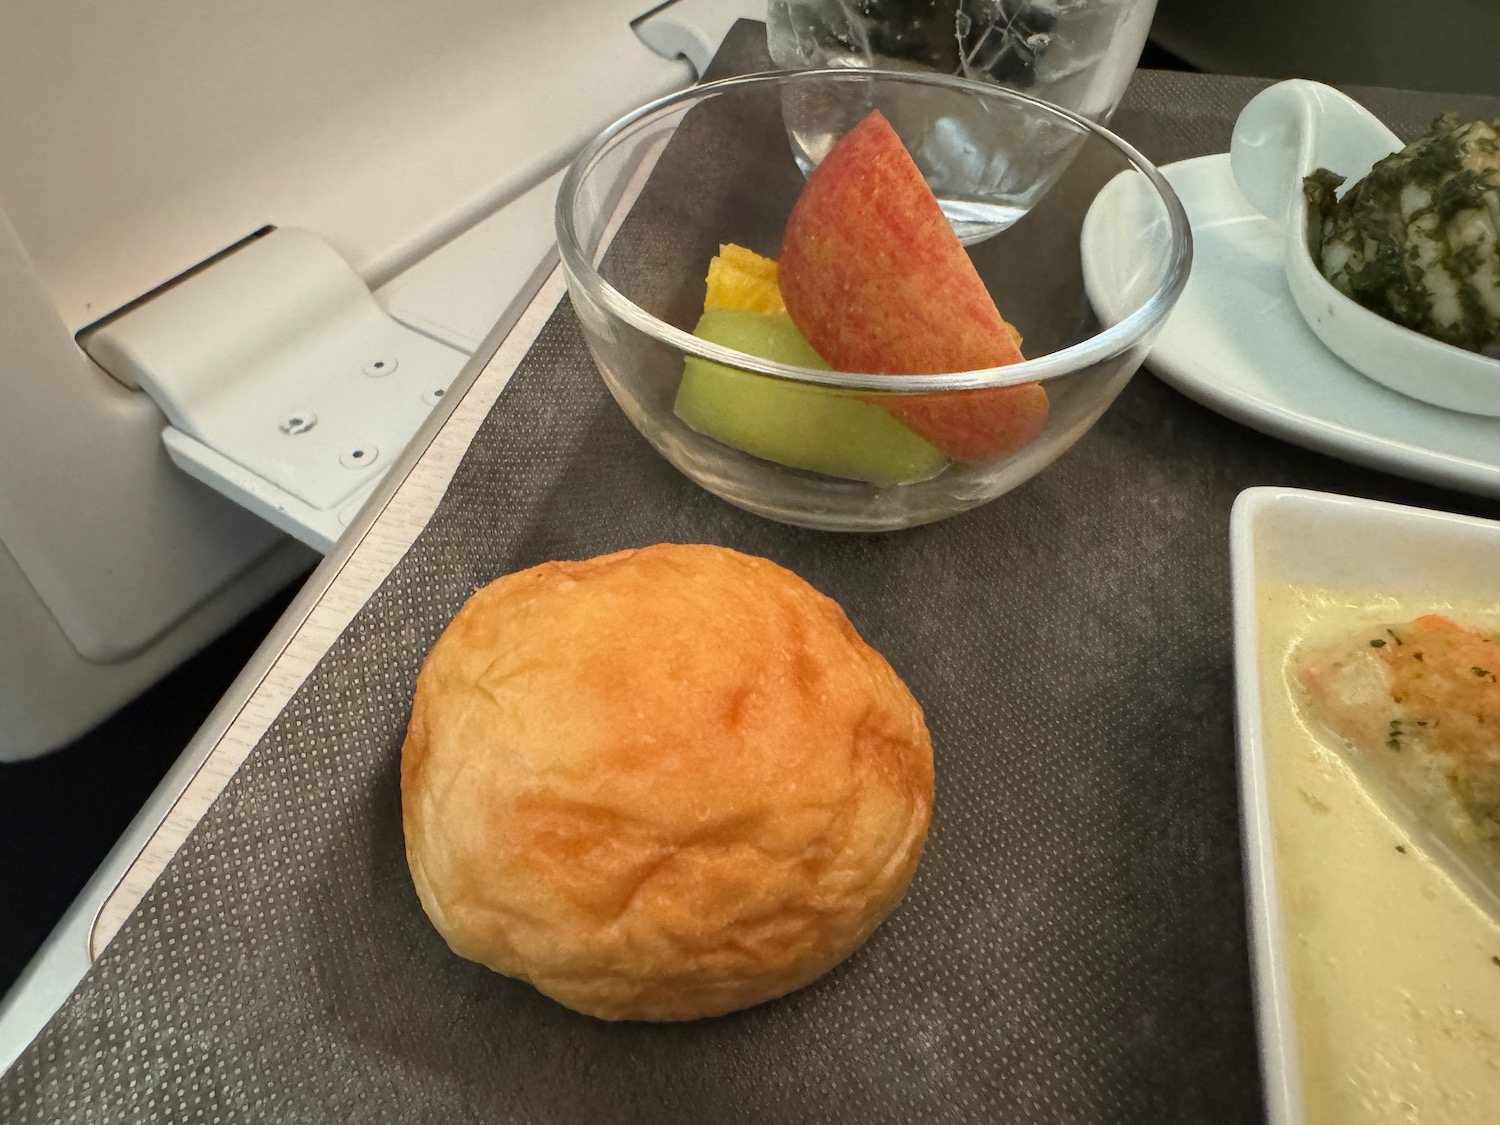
(704, 244, 786, 316)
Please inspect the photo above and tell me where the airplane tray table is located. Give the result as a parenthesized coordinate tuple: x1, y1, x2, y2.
(5, 24, 1499, 1124)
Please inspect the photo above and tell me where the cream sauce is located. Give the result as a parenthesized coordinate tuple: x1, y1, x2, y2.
(1258, 583, 1500, 1124)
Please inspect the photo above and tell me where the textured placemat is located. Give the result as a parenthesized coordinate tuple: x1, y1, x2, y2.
(6, 23, 1500, 1124)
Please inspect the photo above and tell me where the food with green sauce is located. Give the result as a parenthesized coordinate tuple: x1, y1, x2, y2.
(1304, 113, 1500, 355)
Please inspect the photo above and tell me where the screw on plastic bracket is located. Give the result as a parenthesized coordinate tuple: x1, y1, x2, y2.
(279, 412, 317, 435)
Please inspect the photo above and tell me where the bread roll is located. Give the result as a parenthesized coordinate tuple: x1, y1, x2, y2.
(400, 543, 933, 1021)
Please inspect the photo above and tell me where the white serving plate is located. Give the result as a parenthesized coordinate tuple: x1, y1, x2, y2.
(1228, 486, 1500, 1125)
(1082, 156, 1500, 500)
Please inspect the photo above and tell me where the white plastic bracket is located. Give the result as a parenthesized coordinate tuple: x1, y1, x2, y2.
(83, 228, 468, 553)
(633, 0, 761, 76)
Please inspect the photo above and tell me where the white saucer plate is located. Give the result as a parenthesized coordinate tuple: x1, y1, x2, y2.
(1082, 154, 1500, 498)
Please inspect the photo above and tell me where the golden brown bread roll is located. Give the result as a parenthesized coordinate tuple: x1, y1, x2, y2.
(400, 543, 933, 1021)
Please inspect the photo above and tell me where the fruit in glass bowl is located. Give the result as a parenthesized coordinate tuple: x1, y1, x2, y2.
(557, 68, 1191, 532)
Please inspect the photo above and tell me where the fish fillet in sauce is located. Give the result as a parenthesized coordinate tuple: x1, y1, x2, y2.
(1298, 614, 1500, 903)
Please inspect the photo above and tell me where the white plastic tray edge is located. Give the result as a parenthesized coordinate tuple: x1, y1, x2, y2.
(1229, 486, 1305, 1125)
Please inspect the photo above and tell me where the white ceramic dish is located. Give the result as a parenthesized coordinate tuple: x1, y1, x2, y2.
(1082, 156, 1500, 500)
(1228, 486, 1500, 1125)
(1229, 79, 1500, 419)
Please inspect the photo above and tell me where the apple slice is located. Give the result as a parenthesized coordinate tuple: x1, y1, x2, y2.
(778, 110, 1048, 464)
(674, 308, 950, 485)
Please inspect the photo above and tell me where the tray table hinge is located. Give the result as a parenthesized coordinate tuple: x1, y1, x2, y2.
(82, 228, 468, 553)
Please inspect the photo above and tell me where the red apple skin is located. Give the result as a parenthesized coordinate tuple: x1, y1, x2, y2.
(778, 110, 1048, 464)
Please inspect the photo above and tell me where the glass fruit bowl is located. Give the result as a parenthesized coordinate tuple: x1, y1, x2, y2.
(556, 68, 1191, 532)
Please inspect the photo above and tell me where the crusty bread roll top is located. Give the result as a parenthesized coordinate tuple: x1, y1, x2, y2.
(401, 543, 933, 1021)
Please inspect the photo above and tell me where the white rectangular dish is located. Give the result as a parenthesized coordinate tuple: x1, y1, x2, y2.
(1229, 487, 1500, 1125)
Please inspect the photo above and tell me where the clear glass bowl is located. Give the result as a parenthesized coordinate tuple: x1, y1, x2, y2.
(556, 69, 1191, 532)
